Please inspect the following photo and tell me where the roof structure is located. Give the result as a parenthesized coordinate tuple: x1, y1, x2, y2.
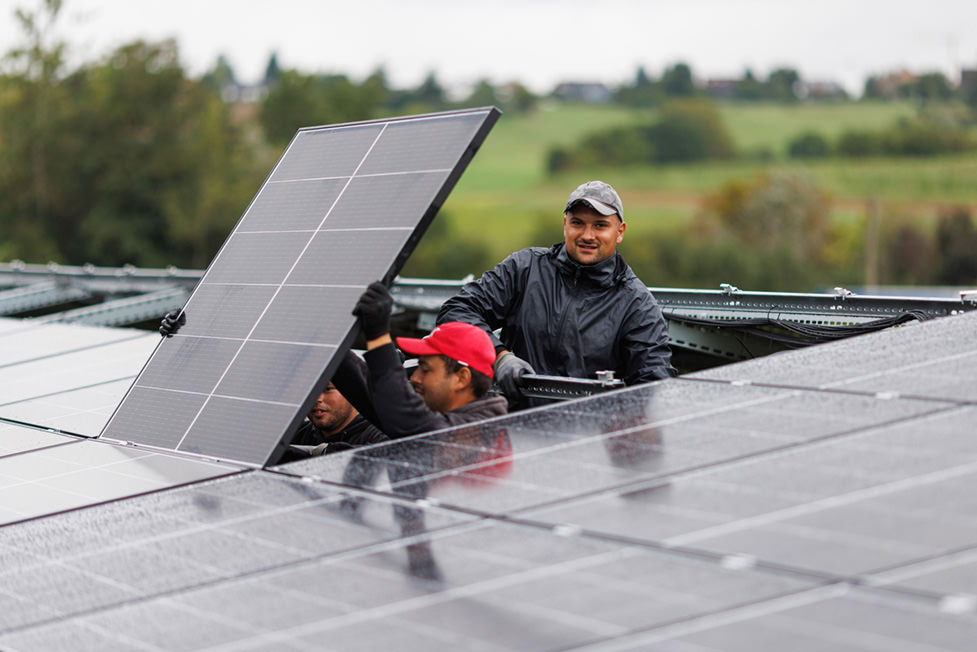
(0, 306, 974, 650)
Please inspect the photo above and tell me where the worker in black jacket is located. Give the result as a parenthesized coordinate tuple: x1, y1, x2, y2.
(334, 281, 508, 439)
(437, 180, 676, 404)
(287, 381, 388, 458)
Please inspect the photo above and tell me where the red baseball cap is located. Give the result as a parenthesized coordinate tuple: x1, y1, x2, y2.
(396, 322, 496, 378)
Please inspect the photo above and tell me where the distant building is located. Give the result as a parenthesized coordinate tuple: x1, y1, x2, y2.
(552, 82, 613, 103)
(795, 80, 848, 100)
(705, 79, 741, 100)
(220, 82, 269, 104)
(871, 70, 918, 99)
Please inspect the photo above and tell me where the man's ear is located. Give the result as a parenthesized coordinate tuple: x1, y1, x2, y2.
(454, 365, 473, 392)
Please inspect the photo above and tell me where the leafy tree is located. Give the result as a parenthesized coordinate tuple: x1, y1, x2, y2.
(862, 75, 885, 100)
(500, 81, 537, 114)
(462, 79, 499, 108)
(0, 0, 72, 260)
(766, 67, 800, 102)
(257, 70, 321, 143)
(661, 62, 696, 97)
(77, 41, 257, 267)
(258, 70, 382, 144)
(617, 65, 661, 107)
(0, 3, 259, 267)
(900, 72, 954, 104)
(263, 51, 281, 85)
(634, 66, 653, 89)
(201, 54, 237, 95)
(735, 68, 763, 100)
(359, 67, 390, 112)
(414, 70, 447, 108)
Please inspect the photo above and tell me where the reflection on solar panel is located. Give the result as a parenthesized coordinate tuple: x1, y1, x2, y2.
(0, 311, 974, 649)
(0, 319, 158, 436)
(99, 107, 501, 467)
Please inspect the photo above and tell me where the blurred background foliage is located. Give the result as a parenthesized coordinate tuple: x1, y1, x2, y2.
(2, 0, 976, 291)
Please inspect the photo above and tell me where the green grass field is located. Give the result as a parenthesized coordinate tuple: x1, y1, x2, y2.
(438, 101, 977, 264)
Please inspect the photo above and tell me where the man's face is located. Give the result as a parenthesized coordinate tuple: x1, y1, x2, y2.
(563, 204, 626, 265)
(307, 383, 355, 435)
(410, 355, 460, 413)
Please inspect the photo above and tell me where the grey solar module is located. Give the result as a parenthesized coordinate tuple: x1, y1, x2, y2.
(1, 311, 976, 649)
(0, 325, 158, 436)
(0, 439, 239, 525)
(0, 422, 72, 457)
(99, 107, 501, 467)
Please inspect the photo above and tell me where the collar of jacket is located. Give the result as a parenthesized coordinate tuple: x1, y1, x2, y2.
(550, 243, 624, 289)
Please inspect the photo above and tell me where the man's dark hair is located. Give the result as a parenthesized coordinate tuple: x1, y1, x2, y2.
(438, 355, 493, 398)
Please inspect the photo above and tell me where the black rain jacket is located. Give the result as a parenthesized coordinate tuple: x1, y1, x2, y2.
(332, 345, 508, 439)
(437, 243, 676, 385)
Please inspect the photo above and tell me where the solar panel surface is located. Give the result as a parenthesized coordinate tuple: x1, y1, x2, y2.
(99, 108, 501, 467)
(0, 310, 974, 650)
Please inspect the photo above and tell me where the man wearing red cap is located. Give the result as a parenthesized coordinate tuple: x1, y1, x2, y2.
(332, 281, 508, 439)
(437, 179, 676, 406)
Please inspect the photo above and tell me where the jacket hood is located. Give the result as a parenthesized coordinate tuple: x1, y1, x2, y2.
(549, 243, 629, 289)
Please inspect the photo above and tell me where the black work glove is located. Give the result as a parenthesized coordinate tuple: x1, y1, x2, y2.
(353, 281, 392, 340)
(159, 309, 186, 337)
(493, 351, 535, 399)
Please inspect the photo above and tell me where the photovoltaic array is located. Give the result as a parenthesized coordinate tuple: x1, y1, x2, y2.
(0, 310, 974, 649)
(99, 107, 500, 466)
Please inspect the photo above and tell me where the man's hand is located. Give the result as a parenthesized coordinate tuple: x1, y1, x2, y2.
(493, 351, 534, 398)
(353, 281, 393, 340)
(159, 309, 186, 337)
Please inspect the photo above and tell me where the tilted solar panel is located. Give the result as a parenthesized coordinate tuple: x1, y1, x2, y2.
(99, 107, 500, 466)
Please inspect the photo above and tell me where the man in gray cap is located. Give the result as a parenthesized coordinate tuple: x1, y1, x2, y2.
(437, 180, 675, 406)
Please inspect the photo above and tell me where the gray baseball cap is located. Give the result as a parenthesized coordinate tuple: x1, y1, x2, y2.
(564, 180, 624, 220)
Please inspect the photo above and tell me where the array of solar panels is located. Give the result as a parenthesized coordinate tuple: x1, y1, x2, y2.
(0, 318, 240, 525)
(100, 107, 501, 467)
(0, 307, 975, 649)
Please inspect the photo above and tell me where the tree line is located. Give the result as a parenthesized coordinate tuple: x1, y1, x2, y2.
(2, 0, 975, 290)
(0, 1, 537, 267)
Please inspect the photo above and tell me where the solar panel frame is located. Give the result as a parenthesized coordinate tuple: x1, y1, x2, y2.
(99, 107, 501, 467)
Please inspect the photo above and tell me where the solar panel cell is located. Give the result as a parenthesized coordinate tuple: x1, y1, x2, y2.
(102, 386, 207, 449)
(214, 341, 335, 403)
(236, 177, 347, 232)
(269, 123, 384, 181)
(176, 284, 280, 339)
(249, 285, 360, 344)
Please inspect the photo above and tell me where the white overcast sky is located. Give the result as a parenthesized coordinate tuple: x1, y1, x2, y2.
(2, 0, 976, 96)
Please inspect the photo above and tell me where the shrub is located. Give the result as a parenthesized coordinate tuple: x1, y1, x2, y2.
(882, 119, 974, 156)
(695, 172, 832, 264)
(644, 116, 710, 163)
(655, 99, 735, 160)
(935, 208, 977, 284)
(546, 146, 574, 174)
(836, 130, 883, 158)
(787, 131, 831, 158)
(578, 126, 656, 166)
(547, 98, 735, 170)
